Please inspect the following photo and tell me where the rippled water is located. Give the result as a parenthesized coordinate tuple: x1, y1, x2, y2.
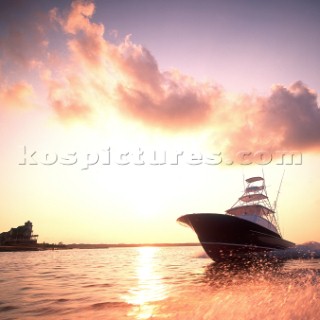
(0, 246, 319, 319)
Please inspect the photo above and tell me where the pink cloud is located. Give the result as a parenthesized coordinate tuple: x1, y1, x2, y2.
(264, 82, 320, 149)
(1, 0, 320, 155)
(46, 77, 92, 122)
(50, 0, 106, 70)
(114, 35, 162, 94)
(213, 81, 320, 155)
(0, 79, 35, 109)
(50, 0, 96, 35)
(47, 0, 220, 128)
(116, 72, 221, 129)
(41, 1, 320, 151)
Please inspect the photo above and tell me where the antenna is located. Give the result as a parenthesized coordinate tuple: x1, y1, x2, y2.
(274, 170, 285, 212)
(274, 170, 285, 236)
(262, 167, 267, 196)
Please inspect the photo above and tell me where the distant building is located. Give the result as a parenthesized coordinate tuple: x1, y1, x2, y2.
(0, 221, 38, 245)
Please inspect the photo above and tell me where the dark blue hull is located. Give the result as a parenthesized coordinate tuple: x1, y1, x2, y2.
(177, 213, 295, 262)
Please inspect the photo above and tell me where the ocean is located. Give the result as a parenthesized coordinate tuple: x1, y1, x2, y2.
(0, 245, 319, 320)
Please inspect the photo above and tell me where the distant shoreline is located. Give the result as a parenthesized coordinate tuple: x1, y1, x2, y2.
(0, 243, 201, 252)
(65, 243, 201, 249)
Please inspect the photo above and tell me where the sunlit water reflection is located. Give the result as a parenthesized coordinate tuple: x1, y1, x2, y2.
(0, 246, 319, 319)
(124, 247, 167, 319)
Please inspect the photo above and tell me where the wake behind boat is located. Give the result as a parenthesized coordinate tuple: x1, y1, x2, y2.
(177, 176, 295, 262)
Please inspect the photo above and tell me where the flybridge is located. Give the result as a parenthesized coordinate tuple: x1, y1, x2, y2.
(238, 177, 270, 205)
(226, 176, 280, 234)
(232, 176, 271, 208)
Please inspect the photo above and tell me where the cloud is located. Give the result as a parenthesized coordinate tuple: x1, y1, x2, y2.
(46, 77, 92, 122)
(0, 80, 35, 109)
(0, 0, 319, 155)
(51, 1, 96, 35)
(114, 35, 162, 94)
(116, 70, 221, 129)
(49, 0, 107, 71)
(265, 82, 320, 149)
(218, 81, 320, 154)
(47, 0, 221, 128)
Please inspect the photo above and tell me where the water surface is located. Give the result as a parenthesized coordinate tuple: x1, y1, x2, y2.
(0, 246, 319, 319)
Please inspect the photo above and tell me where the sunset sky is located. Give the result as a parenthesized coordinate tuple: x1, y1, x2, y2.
(0, 0, 319, 244)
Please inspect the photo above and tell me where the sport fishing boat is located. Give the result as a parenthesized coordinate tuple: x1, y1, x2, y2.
(177, 176, 295, 262)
